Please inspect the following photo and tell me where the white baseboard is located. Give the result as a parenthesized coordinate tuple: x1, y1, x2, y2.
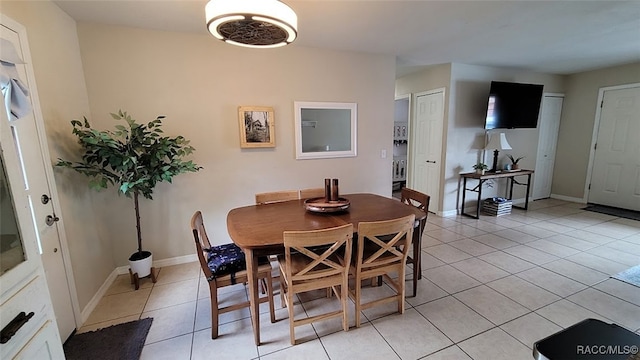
(440, 209, 458, 217)
(80, 268, 119, 325)
(81, 253, 198, 325)
(550, 194, 586, 204)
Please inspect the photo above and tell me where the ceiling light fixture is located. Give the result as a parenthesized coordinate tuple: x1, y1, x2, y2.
(205, 0, 298, 48)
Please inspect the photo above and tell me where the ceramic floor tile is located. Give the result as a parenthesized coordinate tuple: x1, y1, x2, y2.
(470, 233, 519, 250)
(304, 295, 357, 337)
(419, 251, 447, 269)
(423, 265, 481, 294)
(454, 285, 529, 325)
(194, 296, 251, 333)
(424, 228, 467, 243)
(448, 224, 488, 238)
(257, 306, 316, 356)
(105, 273, 153, 295)
(85, 288, 152, 325)
(543, 234, 599, 251)
(262, 339, 329, 359)
(524, 239, 581, 257)
(567, 288, 640, 330)
(541, 259, 609, 285)
(605, 240, 640, 256)
(450, 257, 510, 283)
(144, 278, 199, 311)
(142, 301, 196, 344)
(321, 322, 400, 360)
(423, 244, 473, 263)
(478, 251, 536, 274)
(458, 327, 531, 360)
(140, 333, 192, 360)
(503, 245, 560, 265)
(405, 277, 448, 307)
(515, 267, 586, 297)
(582, 223, 638, 240)
(416, 296, 494, 343)
(492, 228, 540, 244)
(564, 252, 628, 275)
(535, 299, 613, 328)
(155, 262, 200, 285)
(564, 229, 617, 245)
(422, 235, 445, 248)
(487, 276, 560, 311)
(531, 221, 575, 234)
(191, 320, 258, 360)
(586, 246, 640, 266)
(448, 239, 496, 256)
(511, 224, 558, 239)
(593, 278, 640, 306)
(372, 308, 453, 359)
(421, 345, 472, 360)
(500, 312, 562, 349)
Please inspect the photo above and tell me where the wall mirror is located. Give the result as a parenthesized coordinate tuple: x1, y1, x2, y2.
(294, 101, 357, 160)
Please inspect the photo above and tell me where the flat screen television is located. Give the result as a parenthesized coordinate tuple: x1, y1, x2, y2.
(484, 81, 544, 129)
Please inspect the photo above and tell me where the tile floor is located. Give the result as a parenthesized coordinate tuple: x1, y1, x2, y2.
(80, 198, 640, 359)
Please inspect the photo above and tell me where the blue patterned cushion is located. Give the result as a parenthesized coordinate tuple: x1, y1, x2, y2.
(205, 243, 270, 283)
(205, 243, 247, 279)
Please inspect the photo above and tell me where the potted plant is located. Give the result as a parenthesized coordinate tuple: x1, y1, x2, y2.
(57, 110, 201, 283)
(507, 154, 525, 170)
(473, 162, 488, 175)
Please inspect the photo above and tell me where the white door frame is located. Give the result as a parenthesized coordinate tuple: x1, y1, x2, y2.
(584, 82, 640, 203)
(1, 14, 81, 330)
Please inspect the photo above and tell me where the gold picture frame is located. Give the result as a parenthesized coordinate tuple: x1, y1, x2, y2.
(238, 106, 275, 148)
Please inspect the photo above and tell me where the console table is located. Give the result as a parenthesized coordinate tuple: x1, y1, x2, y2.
(460, 169, 534, 219)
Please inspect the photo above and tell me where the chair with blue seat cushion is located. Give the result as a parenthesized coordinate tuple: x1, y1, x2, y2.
(191, 211, 275, 339)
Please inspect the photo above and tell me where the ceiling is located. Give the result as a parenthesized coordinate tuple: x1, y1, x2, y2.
(53, 0, 640, 77)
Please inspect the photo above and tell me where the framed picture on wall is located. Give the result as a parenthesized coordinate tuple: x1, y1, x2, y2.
(238, 106, 276, 148)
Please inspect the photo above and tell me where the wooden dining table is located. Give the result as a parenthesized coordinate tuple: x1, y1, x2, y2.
(226, 193, 427, 345)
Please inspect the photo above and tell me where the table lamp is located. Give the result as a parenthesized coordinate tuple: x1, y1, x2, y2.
(485, 133, 512, 172)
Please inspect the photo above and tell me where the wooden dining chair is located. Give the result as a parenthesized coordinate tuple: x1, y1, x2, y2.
(278, 224, 353, 345)
(400, 187, 430, 296)
(190, 211, 275, 339)
(349, 214, 414, 327)
(299, 187, 325, 200)
(255, 190, 299, 205)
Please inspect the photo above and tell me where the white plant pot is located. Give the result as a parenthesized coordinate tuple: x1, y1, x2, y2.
(129, 251, 152, 278)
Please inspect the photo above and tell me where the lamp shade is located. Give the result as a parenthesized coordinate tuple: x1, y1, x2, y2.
(205, 0, 298, 48)
(485, 133, 512, 151)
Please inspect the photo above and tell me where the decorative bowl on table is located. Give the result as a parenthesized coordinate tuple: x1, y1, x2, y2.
(304, 197, 350, 213)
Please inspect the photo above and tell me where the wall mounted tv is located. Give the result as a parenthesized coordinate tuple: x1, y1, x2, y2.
(484, 81, 544, 129)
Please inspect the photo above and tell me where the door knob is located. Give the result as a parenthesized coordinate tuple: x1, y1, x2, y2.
(426, 160, 436, 163)
(45, 215, 59, 226)
(41, 194, 51, 204)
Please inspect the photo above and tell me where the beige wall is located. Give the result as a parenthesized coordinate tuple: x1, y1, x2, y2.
(1, 2, 112, 314)
(553, 62, 640, 199)
(75, 23, 396, 265)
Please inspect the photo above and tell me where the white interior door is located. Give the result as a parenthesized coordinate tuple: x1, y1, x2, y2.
(533, 94, 564, 200)
(588, 85, 640, 211)
(1, 20, 77, 340)
(410, 89, 444, 213)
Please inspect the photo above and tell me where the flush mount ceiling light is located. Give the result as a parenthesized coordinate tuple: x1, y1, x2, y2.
(205, 0, 298, 48)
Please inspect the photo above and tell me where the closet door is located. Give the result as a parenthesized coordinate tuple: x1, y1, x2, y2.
(533, 94, 563, 200)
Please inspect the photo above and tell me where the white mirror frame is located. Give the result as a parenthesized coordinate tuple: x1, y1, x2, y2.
(294, 101, 357, 160)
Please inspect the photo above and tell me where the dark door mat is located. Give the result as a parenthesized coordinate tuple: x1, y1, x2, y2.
(583, 204, 640, 221)
(63, 318, 153, 360)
